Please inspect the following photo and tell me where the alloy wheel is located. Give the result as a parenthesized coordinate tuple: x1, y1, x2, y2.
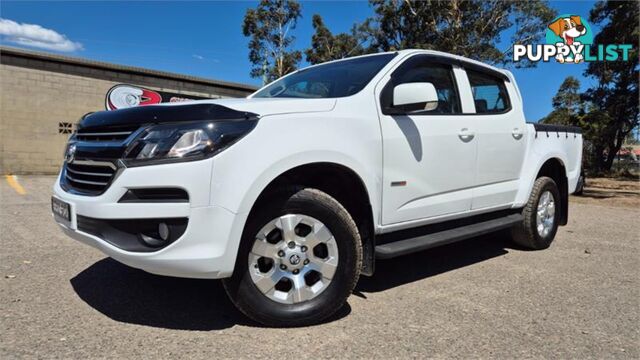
(248, 214, 339, 304)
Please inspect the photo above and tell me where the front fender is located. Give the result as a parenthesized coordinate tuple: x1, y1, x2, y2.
(208, 150, 380, 278)
(215, 149, 379, 218)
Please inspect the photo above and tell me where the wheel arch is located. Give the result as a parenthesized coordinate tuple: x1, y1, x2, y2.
(534, 157, 569, 226)
(244, 161, 377, 276)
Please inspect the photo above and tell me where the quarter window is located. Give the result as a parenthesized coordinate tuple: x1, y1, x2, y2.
(467, 70, 511, 113)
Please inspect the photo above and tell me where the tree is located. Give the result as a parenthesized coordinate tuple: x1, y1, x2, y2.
(366, 0, 556, 68)
(540, 109, 572, 125)
(578, 108, 615, 174)
(305, 15, 375, 64)
(582, 0, 639, 172)
(541, 76, 585, 125)
(552, 76, 583, 116)
(242, 0, 302, 84)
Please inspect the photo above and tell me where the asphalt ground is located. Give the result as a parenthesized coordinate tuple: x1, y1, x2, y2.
(1, 175, 638, 358)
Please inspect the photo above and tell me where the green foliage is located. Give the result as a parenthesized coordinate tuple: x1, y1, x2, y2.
(366, 0, 556, 68)
(582, 0, 639, 172)
(552, 76, 583, 115)
(540, 76, 584, 125)
(242, 0, 303, 84)
(305, 15, 375, 65)
(540, 108, 573, 126)
(577, 109, 614, 174)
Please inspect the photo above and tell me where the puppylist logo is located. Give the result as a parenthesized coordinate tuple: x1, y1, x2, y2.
(513, 14, 633, 64)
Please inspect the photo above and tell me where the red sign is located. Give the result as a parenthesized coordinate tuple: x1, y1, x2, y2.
(105, 84, 211, 110)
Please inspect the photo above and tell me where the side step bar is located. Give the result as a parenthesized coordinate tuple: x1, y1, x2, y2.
(375, 213, 523, 259)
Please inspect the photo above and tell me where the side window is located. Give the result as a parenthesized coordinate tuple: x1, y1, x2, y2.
(467, 70, 511, 114)
(384, 57, 461, 115)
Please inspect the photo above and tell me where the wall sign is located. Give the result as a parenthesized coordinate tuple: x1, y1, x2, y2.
(105, 84, 212, 110)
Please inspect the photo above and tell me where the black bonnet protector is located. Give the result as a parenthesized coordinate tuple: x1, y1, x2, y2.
(78, 103, 259, 130)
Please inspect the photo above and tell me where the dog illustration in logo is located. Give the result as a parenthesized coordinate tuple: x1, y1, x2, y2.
(548, 15, 587, 63)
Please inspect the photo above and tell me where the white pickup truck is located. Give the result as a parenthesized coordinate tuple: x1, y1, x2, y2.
(52, 50, 583, 326)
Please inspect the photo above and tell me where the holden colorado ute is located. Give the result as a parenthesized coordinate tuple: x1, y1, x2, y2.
(52, 50, 583, 326)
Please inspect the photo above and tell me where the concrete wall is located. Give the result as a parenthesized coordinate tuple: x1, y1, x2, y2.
(0, 47, 256, 174)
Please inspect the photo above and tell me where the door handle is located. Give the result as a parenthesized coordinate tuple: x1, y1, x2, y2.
(458, 128, 475, 142)
(512, 128, 523, 140)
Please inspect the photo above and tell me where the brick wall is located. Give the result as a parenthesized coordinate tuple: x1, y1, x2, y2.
(0, 47, 256, 174)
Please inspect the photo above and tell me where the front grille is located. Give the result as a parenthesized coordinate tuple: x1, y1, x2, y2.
(75, 125, 139, 142)
(62, 124, 140, 195)
(63, 160, 118, 195)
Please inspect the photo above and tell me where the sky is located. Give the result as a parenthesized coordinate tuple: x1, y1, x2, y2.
(1, 0, 599, 121)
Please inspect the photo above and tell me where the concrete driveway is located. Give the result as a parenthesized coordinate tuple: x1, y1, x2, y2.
(1, 176, 638, 358)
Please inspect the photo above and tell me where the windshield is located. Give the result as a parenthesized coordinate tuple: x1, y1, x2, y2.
(252, 53, 397, 99)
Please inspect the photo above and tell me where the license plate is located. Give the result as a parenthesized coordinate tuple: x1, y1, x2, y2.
(51, 197, 71, 222)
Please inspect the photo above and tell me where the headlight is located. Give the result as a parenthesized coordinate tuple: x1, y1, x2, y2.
(123, 120, 256, 167)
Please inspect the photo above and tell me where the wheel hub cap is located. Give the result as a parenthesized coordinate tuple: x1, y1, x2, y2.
(536, 190, 556, 237)
(248, 214, 339, 304)
(289, 254, 301, 266)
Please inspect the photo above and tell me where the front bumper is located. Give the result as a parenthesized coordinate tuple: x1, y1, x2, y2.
(52, 158, 245, 279)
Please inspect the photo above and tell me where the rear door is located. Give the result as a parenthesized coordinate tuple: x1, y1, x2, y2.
(461, 69, 527, 209)
(377, 55, 477, 225)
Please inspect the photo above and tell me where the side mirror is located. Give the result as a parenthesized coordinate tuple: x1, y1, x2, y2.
(392, 82, 439, 113)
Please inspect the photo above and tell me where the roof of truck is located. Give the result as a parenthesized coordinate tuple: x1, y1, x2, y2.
(299, 48, 512, 83)
(395, 49, 507, 73)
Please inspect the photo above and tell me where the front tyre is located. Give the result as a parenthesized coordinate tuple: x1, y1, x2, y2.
(223, 188, 362, 327)
(511, 176, 561, 250)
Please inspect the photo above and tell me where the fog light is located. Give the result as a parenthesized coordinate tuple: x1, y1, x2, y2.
(140, 222, 170, 247)
(158, 222, 169, 241)
(140, 234, 165, 247)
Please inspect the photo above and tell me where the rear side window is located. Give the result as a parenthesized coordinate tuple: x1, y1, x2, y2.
(467, 70, 511, 114)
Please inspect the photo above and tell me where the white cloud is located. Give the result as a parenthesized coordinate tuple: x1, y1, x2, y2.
(0, 18, 83, 52)
(192, 54, 220, 63)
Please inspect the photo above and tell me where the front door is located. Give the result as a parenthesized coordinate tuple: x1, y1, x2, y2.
(377, 56, 477, 225)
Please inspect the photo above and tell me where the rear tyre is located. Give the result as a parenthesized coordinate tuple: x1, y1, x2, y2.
(511, 176, 561, 250)
(223, 187, 362, 327)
